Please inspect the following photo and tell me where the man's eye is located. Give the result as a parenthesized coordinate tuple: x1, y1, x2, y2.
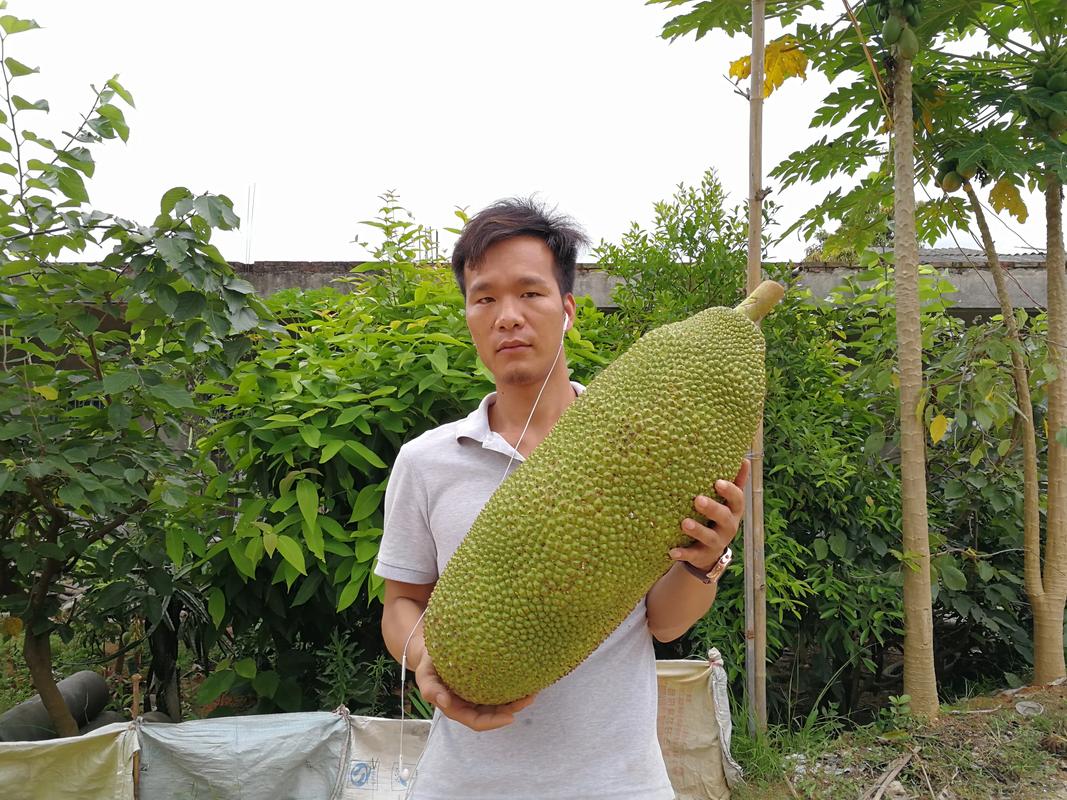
(477, 296, 494, 304)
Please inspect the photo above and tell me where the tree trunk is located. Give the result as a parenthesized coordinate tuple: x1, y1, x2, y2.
(963, 183, 1043, 610)
(892, 57, 939, 720)
(1037, 173, 1067, 684)
(23, 629, 79, 737)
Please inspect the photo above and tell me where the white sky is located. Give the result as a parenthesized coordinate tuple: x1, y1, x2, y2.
(11, 1, 1050, 265)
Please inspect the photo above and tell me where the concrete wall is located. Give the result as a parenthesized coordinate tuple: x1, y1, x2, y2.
(233, 252, 1053, 315)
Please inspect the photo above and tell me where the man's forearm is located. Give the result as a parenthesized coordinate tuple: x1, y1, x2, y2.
(645, 562, 721, 643)
(382, 596, 429, 667)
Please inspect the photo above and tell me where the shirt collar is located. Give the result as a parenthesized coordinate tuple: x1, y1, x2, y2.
(456, 381, 586, 448)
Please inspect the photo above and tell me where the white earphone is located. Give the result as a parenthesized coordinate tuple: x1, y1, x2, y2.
(562, 312, 569, 332)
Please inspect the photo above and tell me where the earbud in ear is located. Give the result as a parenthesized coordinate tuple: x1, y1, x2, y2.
(562, 312, 569, 332)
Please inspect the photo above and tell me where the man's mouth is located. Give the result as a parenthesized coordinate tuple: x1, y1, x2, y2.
(497, 341, 531, 352)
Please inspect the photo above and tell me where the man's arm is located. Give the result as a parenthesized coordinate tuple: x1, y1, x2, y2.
(382, 578, 536, 731)
(645, 461, 748, 643)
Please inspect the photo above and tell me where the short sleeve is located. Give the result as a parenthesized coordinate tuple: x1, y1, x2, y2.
(375, 444, 439, 584)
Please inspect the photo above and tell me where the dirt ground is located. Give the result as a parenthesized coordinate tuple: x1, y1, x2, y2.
(737, 685, 1067, 800)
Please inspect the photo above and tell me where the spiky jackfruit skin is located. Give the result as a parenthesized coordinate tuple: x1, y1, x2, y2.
(423, 305, 767, 705)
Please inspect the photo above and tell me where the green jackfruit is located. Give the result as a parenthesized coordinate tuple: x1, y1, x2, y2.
(423, 282, 783, 706)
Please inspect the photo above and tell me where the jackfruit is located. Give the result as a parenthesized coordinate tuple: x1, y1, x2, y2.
(422, 281, 784, 706)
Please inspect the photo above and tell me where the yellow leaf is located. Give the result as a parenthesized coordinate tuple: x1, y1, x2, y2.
(989, 178, 1028, 223)
(929, 414, 949, 444)
(729, 35, 808, 98)
(32, 385, 57, 401)
(1, 616, 22, 637)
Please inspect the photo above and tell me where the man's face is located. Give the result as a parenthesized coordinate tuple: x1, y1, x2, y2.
(464, 236, 575, 388)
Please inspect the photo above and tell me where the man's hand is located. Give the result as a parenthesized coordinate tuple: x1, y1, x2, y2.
(414, 650, 537, 732)
(670, 459, 749, 573)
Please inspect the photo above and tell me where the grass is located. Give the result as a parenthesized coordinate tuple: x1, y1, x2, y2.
(731, 685, 1067, 800)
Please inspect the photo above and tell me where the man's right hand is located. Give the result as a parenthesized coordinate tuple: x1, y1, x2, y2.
(414, 651, 537, 732)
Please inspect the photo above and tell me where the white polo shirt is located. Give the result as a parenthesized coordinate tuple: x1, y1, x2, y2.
(375, 383, 674, 800)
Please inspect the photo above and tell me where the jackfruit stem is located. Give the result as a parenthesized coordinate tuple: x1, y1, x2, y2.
(736, 280, 785, 323)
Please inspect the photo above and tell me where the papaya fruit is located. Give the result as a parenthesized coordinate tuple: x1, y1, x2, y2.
(1050, 112, 1067, 135)
(957, 162, 978, 180)
(882, 16, 903, 46)
(1048, 72, 1067, 93)
(941, 172, 963, 193)
(897, 27, 919, 60)
(906, 8, 921, 27)
(1033, 69, 1051, 88)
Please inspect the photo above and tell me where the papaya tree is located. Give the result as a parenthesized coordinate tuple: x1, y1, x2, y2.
(0, 9, 272, 735)
(651, 0, 947, 717)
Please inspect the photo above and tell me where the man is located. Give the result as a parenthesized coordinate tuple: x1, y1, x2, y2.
(375, 198, 746, 799)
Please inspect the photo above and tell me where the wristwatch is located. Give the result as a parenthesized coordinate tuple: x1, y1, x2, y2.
(681, 547, 733, 585)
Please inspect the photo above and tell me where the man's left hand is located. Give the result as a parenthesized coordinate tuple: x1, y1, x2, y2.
(670, 459, 750, 573)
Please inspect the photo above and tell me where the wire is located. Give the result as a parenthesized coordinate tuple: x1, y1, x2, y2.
(396, 322, 569, 790)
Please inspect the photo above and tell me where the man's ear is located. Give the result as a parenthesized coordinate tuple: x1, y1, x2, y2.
(562, 293, 577, 329)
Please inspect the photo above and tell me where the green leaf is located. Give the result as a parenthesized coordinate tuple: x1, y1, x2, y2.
(12, 96, 48, 112)
(0, 16, 40, 35)
(165, 529, 184, 565)
(319, 439, 345, 463)
(57, 482, 85, 508)
(428, 345, 449, 374)
(812, 539, 829, 560)
(337, 580, 361, 611)
(107, 402, 132, 430)
(56, 167, 88, 202)
(4, 57, 36, 77)
(977, 561, 995, 582)
(941, 563, 968, 592)
(252, 670, 280, 698)
(102, 370, 139, 394)
(345, 440, 387, 469)
(234, 658, 257, 679)
(349, 485, 381, 523)
(195, 669, 236, 705)
(275, 535, 307, 575)
(299, 426, 321, 449)
(148, 383, 194, 408)
(828, 531, 847, 558)
(355, 538, 378, 563)
(106, 77, 136, 108)
(174, 291, 207, 320)
(160, 186, 192, 216)
(207, 588, 225, 627)
(155, 236, 189, 267)
(296, 480, 318, 529)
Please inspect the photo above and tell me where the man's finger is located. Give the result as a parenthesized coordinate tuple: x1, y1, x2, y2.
(713, 475, 746, 517)
(681, 517, 719, 548)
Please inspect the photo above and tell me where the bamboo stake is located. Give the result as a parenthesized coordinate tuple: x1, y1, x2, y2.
(745, 0, 769, 735)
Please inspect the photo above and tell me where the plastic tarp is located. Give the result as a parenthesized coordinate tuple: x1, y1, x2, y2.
(0, 721, 138, 800)
(0, 653, 739, 800)
(338, 714, 431, 800)
(137, 710, 348, 800)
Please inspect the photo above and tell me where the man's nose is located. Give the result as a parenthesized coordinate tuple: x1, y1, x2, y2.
(494, 301, 523, 329)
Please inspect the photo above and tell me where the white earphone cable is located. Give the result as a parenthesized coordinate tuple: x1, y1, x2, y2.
(397, 316, 569, 792)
